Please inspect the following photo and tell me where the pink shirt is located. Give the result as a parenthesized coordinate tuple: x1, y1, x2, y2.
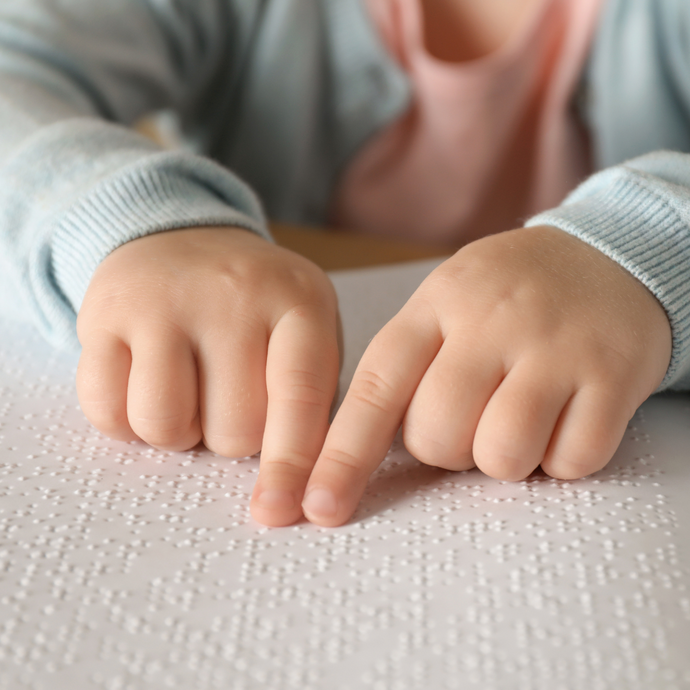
(331, 0, 603, 245)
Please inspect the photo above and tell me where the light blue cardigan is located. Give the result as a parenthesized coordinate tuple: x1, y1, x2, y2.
(1, 0, 690, 389)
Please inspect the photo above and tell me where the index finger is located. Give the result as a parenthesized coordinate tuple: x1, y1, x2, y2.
(302, 308, 441, 526)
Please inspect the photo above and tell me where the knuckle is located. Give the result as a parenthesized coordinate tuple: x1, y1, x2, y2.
(219, 252, 336, 317)
(287, 263, 325, 296)
(282, 260, 336, 310)
(585, 339, 636, 380)
(423, 243, 499, 295)
(262, 456, 314, 477)
(214, 269, 256, 312)
(349, 369, 397, 414)
(76, 310, 113, 346)
(319, 448, 364, 478)
(592, 384, 639, 423)
(276, 369, 332, 408)
(216, 263, 250, 293)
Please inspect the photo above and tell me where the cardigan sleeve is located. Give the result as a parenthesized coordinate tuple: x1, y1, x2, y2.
(526, 151, 690, 391)
(0, 0, 270, 350)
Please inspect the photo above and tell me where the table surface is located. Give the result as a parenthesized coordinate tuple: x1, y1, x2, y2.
(1, 259, 689, 690)
(270, 222, 453, 271)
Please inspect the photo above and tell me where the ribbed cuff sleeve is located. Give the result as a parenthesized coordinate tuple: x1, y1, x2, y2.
(1, 119, 269, 350)
(52, 152, 270, 312)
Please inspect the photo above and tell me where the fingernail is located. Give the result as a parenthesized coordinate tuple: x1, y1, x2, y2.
(255, 488, 296, 511)
(302, 488, 338, 519)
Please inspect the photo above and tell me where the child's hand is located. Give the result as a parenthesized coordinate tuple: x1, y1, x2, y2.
(302, 226, 673, 527)
(76, 227, 340, 527)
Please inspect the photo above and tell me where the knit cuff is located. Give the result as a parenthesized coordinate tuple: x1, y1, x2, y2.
(8, 120, 271, 350)
(51, 151, 269, 312)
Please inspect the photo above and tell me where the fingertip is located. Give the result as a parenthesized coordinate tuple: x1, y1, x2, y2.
(80, 399, 139, 442)
(131, 412, 203, 453)
(301, 486, 356, 527)
(250, 487, 303, 527)
(302, 486, 337, 517)
(473, 453, 536, 482)
(203, 431, 263, 459)
(250, 462, 310, 527)
(540, 389, 629, 480)
(540, 445, 611, 480)
(103, 424, 140, 444)
(403, 423, 475, 471)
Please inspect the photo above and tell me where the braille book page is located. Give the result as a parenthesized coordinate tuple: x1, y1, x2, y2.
(1, 259, 689, 690)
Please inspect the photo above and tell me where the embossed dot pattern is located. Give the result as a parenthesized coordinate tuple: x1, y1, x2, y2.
(0, 260, 689, 690)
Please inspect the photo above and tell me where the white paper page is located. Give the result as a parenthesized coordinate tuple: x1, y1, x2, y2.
(0, 259, 689, 690)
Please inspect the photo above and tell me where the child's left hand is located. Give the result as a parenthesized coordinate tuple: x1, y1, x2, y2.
(299, 226, 673, 527)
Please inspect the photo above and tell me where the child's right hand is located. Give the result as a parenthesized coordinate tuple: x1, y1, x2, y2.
(300, 226, 673, 527)
(76, 227, 340, 526)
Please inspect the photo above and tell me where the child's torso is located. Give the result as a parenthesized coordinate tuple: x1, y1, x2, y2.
(332, 0, 603, 244)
